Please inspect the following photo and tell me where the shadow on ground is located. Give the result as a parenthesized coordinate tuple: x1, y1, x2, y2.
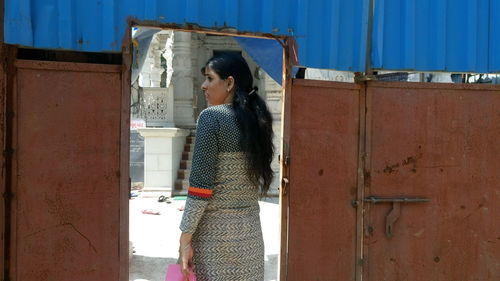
(265, 254, 278, 281)
(129, 255, 177, 281)
(130, 254, 278, 281)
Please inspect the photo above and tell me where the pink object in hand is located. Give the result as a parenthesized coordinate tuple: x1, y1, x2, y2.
(165, 264, 196, 281)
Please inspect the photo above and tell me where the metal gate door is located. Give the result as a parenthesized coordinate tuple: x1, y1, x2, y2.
(285, 79, 361, 280)
(363, 82, 500, 281)
(8, 59, 129, 281)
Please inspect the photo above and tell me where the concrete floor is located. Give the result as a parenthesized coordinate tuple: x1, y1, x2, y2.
(129, 196, 280, 281)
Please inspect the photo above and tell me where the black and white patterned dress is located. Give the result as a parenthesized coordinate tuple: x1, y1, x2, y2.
(180, 104, 264, 281)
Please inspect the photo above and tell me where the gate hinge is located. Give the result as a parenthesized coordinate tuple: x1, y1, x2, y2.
(279, 155, 290, 166)
(354, 72, 377, 83)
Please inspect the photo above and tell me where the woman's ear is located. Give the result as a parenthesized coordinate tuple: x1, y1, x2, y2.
(226, 76, 235, 92)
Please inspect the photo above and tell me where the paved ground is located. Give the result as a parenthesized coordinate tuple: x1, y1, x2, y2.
(129, 196, 280, 281)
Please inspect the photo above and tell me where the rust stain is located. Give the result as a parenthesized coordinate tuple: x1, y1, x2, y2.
(44, 193, 82, 224)
(383, 163, 400, 174)
(364, 171, 371, 187)
(381, 153, 423, 174)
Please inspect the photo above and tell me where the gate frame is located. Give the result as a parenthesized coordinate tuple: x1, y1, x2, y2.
(0, 0, 6, 279)
(119, 25, 133, 281)
(110, 20, 298, 281)
(126, 22, 296, 281)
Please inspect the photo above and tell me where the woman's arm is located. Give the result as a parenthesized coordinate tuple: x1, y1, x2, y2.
(179, 232, 193, 279)
(179, 110, 219, 233)
(178, 109, 219, 278)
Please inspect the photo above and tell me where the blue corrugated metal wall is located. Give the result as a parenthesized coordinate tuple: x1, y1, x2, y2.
(4, 0, 500, 73)
(371, 0, 500, 73)
(4, 0, 368, 72)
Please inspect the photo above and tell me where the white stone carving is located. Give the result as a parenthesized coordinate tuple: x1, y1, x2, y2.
(143, 87, 174, 127)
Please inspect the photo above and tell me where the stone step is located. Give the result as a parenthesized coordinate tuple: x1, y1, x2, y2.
(182, 151, 193, 161)
(185, 136, 196, 145)
(184, 143, 195, 152)
(180, 160, 192, 169)
(173, 134, 195, 196)
(177, 169, 191, 180)
(174, 179, 189, 191)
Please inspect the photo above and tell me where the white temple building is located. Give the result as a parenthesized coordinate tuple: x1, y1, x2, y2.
(131, 29, 283, 196)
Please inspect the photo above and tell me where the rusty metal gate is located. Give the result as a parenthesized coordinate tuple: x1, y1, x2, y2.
(362, 82, 500, 281)
(6, 56, 129, 281)
(283, 79, 500, 280)
(284, 79, 361, 281)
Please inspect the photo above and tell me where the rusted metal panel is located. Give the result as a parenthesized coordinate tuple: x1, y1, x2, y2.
(10, 59, 123, 281)
(364, 81, 500, 280)
(3, 45, 16, 281)
(119, 28, 132, 281)
(287, 79, 360, 281)
(0, 47, 5, 281)
(0, 1, 6, 278)
(354, 83, 367, 281)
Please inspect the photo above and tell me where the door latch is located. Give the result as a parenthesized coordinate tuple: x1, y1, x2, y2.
(281, 177, 289, 196)
(363, 195, 429, 238)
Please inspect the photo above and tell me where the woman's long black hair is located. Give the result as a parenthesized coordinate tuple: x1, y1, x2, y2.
(204, 52, 274, 195)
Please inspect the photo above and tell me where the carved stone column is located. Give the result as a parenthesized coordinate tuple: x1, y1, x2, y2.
(260, 69, 283, 195)
(171, 31, 196, 128)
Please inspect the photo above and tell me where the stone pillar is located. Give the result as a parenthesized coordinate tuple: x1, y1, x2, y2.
(138, 128, 190, 194)
(171, 31, 196, 128)
(139, 31, 171, 88)
(260, 69, 283, 196)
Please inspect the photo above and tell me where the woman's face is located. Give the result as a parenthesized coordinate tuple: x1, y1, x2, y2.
(201, 67, 234, 106)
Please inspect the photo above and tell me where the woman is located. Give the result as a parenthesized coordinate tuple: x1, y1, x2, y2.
(178, 52, 274, 281)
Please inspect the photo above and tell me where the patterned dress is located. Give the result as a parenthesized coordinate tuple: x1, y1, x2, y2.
(180, 104, 264, 281)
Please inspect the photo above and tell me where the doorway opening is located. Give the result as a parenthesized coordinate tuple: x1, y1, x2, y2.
(127, 27, 285, 281)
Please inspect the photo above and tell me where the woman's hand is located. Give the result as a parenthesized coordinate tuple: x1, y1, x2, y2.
(179, 232, 194, 280)
(180, 243, 194, 280)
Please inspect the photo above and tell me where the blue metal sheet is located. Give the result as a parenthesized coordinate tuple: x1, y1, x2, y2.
(371, 0, 499, 73)
(234, 36, 283, 85)
(490, 0, 500, 72)
(5, 0, 500, 73)
(4, 0, 368, 72)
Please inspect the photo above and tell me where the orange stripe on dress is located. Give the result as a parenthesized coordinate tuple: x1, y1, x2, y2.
(188, 186, 213, 198)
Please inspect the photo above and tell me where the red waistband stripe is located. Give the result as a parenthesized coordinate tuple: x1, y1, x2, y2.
(188, 186, 213, 198)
